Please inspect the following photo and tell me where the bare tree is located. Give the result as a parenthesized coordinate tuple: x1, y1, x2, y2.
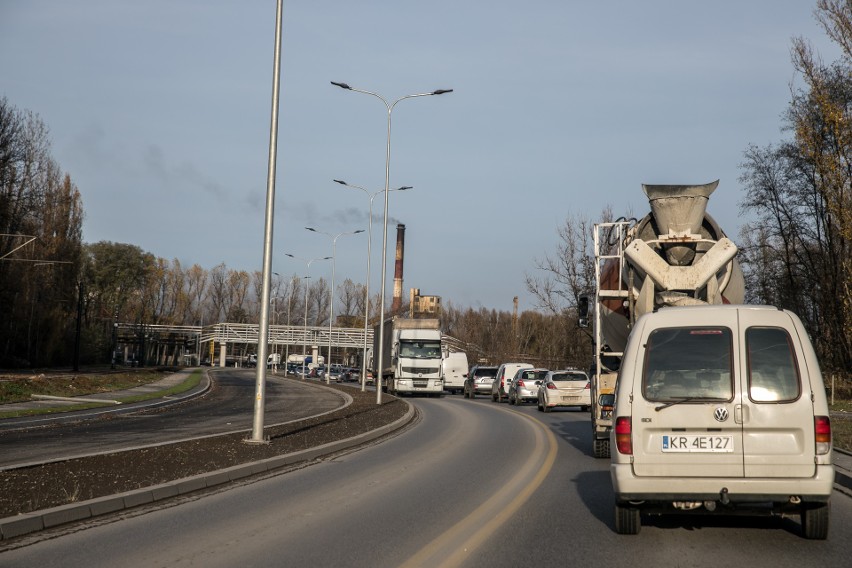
(526, 210, 606, 314)
(739, 0, 852, 372)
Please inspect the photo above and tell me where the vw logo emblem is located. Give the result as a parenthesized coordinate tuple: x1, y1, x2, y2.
(714, 407, 729, 422)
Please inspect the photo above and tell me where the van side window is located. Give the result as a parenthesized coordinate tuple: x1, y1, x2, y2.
(746, 327, 801, 402)
(642, 327, 734, 401)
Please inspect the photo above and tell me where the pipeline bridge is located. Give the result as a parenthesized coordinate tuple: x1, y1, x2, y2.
(114, 322, 475, 368)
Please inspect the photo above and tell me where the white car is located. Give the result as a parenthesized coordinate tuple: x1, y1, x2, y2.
(508, 368, 549, 405)
(537, 369, 591, 412)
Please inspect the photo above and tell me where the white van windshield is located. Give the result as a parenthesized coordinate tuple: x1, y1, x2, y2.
(642, 327, 734, 401)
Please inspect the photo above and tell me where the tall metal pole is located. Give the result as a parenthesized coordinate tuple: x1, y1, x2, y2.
(285, 254, 330, 378)
(333, 180, 411, 392)
(285, 276, 295, 374)
(302, 275, 311, 378)
(306, 228, 363, 385)
(249, 0, 284, 443)
(331, 82, 452, 403)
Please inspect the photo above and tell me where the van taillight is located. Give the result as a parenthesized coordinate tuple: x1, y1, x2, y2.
(615, 417, 632, 455)
(815, 416, 832, 455)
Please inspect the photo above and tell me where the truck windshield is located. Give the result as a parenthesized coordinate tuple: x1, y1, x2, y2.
(399, 340, 442, 359)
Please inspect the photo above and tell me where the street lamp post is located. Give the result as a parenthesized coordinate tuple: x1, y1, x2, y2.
(301, 276, 311, 378)
(331, 81, 452, 403)
(284, 275, 297, 374)
(306, 227, 364, 384)
(333, 180, 411, 392)
(270, 297, 285, 372)
(248, 0, 284, 444)
(285, 254, 330, 379)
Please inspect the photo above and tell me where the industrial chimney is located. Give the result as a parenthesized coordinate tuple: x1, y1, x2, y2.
(392, 223, 405, 314)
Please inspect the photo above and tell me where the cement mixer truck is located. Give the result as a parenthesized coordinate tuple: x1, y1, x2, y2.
(580, 181, 744, 458)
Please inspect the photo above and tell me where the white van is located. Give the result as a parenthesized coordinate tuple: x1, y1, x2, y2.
(491, 362, 533, 402)
(610, 305, 834, 538)
(441, 351, 469, 394)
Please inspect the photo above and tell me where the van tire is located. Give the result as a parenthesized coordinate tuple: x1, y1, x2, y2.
(593, 438, 610, 458)
(614, 503, 640, 535)
(801, 502, 830, 540)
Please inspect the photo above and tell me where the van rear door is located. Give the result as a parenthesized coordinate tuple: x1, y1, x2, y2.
(630, 310, 745, 478)
(739, 310, 816, 478)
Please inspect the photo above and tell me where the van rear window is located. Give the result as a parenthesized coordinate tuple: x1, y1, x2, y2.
(746, 327, 801, 402)
(642, 327, 734, 401)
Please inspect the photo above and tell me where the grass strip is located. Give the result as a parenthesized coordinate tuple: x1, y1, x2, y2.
(0, 370, 202, 419)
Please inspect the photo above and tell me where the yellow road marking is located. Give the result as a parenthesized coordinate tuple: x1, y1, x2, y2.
(400, 408, 558, 568)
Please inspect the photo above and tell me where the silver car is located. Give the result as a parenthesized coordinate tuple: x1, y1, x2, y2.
(537, 369, 591, 412)
(508, 368, 549, 405)
(464, 365, 498, 399)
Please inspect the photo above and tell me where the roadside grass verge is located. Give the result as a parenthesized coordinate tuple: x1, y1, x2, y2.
(0, 369, 203, 419)
(0, 369, 166, 403)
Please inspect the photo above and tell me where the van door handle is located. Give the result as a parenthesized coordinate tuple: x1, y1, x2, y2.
(735, 404, 744, 424)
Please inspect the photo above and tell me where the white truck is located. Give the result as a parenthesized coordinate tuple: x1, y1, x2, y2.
(373, 317, 444, 396)
(580, 181, 745, 458)
(441, 351, 469, 394)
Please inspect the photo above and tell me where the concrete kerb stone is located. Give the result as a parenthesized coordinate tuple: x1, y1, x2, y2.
(0, 400, 415, 541)
(833, 448, 852, 496)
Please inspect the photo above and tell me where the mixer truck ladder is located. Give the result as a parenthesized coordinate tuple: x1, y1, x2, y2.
(589, 220, 633, 458)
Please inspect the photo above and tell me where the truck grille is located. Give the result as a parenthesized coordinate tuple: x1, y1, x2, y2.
(402, 367, 438, 376)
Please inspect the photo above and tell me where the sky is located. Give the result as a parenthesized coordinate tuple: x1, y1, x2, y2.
(0, 1, 843, 314)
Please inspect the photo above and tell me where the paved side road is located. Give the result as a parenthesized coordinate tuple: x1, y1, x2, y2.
(0, 369, 416, 541)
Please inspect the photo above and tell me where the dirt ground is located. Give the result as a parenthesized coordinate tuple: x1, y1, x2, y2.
(0, 385, 407, 518)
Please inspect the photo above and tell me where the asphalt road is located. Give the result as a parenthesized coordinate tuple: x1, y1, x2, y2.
(3, 395, 852, 567)
(0, 369, 346, 468)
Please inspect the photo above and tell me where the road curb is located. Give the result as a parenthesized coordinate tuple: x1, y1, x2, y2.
(833, 447, 852, 497)
(0, 400, 415, 541)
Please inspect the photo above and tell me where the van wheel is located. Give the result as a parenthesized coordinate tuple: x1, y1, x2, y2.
(593, 438, 610, 459)
(801, 502, 830, 540)
(614, 503, 640, 535)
